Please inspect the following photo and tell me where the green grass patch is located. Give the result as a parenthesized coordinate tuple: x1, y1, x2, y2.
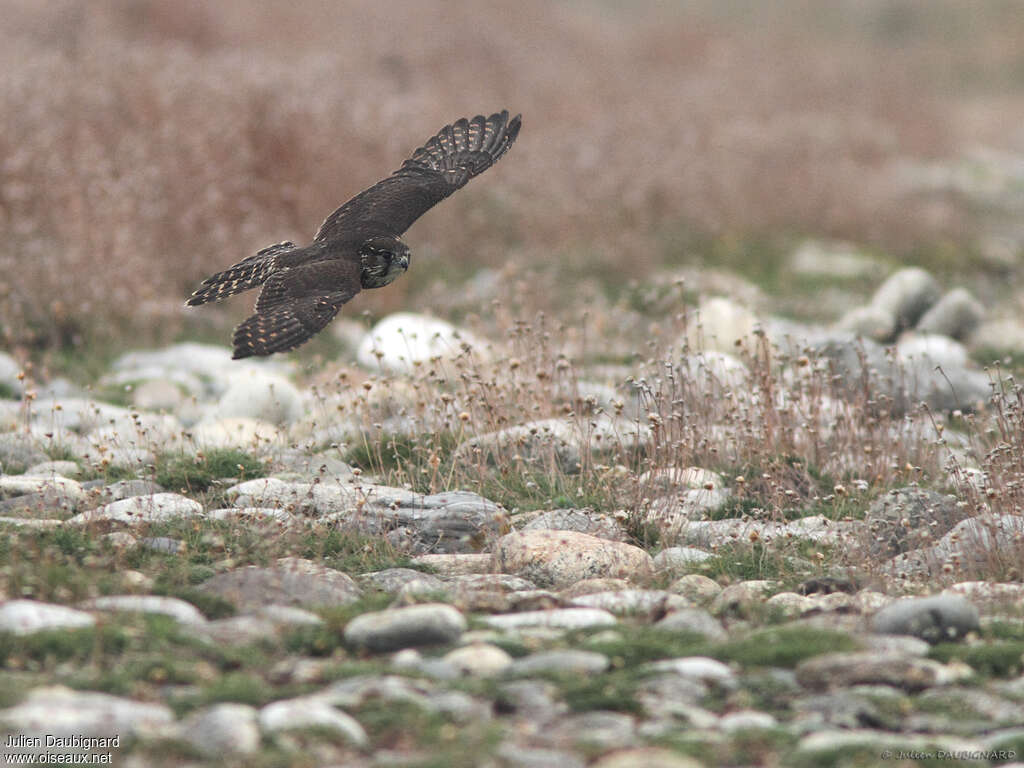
(155, 448, 263, 493)
(693, 541, 832, 589)
(929, 640, 1024, 678)
(561, 668, 645, 714)
(582, 626, 711, 667)
(713, 626, 860, 668)
(356, 699, 503, 767)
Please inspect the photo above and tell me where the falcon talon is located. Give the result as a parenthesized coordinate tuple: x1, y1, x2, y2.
(187, 110, 522, 359)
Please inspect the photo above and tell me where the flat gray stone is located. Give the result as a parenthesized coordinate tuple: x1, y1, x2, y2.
(492, 529, 654, 588)
(509, 650, 610, 677)
(870, 267, 941, 332)
(442, 643, 514, 677)
(344, 603, 466, 652)
(0, 685, 173, 738)
(871, 594, 980, 643)
(179, 703, 260, 756)
(569, 589, 688, 617)
(654, 608, 726, 641)
(259, 697, 367, 746)
(916, 288, 984, 340)
(482, 608, 617, 632)
(197, 557, 361, 612)
(653, 546, 715, 572)
(0, 600, 95, 635)
(79, 595, 207, 625)
(66, 493, 203, 525)
(795, 651, 970, 692)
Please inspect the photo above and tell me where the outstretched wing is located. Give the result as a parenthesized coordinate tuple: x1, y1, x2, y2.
(315, 110, 521, 241)
(231, 259, 361, 359)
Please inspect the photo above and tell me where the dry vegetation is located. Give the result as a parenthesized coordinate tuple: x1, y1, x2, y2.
(3, 0, 1024, 356)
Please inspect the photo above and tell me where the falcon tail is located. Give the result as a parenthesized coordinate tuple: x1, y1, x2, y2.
(186, 241, 299, 306)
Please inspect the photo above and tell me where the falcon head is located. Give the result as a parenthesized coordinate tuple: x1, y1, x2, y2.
(359, 235, 410, 289)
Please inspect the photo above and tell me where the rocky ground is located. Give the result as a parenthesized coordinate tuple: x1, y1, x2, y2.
(3, 259, 1024, 767)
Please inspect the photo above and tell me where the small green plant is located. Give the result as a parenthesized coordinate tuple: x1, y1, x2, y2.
(155, 448, 263, 492)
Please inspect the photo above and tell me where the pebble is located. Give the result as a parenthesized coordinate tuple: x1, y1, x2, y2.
(344, 603, 467, 652)
(0, 685, 173, 737)
(258, 697, 368, 746)
(492, 529, 654, 588)
(0, 600, 96, 635)
(442, 643, 514, 677)
(197, 558, 362, 612)
(509, 650, 610, 677)
(66, 493, 203, 525)
(795, 651, 971, 692)
(482, 608, 617, 632)
(871, 594, 980, 643)
(79, 595, 207, 625)
(178, 703, 260, 756)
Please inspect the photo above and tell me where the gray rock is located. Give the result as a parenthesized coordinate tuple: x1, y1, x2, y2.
(0, 352, 20, 395)
(569, 589, 689, 618)
(870, 267, 941, 332)
(492, 529, 654, 588)
(668, 574, 723, 604)
(344, 603, 466, 652)
(98, 479, 164, 502)
(588, 747, 704, 768)
(547, 710, 636, 750)
(139, 536, 186, 554)
(24, 460, 82, 478)
(837, 305, 898, 341)
(203, 615, 277, 645)
(496, 680, 567, 723)
(871, 594, 980, 643)
(482, 608, 617, 632)
(131, 379, 185, 411)
(215, 371, 303, 426)
(795, 651, 969, 692)
(258, 604, 323, 627)
(718, 709, 777, 731)
(207, 507, 295, 527)
(197, 557, 361, 612)
(653, 546, 715, 572)
(895, 333, 991, 411)
(495, 743, 586, 768)
(0, 685, 173, 738)
(357, 312, 494, 374)
(520, 508, 626, 541)
(357, 567, 446, 594)
(710, 580, 778, 617)
(0, 600, 95, 635)
(916, 288, 985, 340)
(654, 608, 726, 641)
(454, 415, 649, 476)
(179, 703, 260, 756)
(634, 673, 708, 717)
(0, 433, 48, 473)
(442, 643, 514, 677)
(644, 657, 735, 686)
(66, 493, 203, 526)
(79, 595, 207, 625)
(792, 690, 903, 730)
(509, 650, 610, 677)
(864, 487, 967, 558)
(258, 697, 367, 746)
(338, 490, 508, 555)
(412, 553, 492, 575)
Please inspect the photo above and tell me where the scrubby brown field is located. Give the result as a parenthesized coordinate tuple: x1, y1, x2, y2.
(2, 0, 1023, 355)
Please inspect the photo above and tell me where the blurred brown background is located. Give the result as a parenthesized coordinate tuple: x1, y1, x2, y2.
(2, 0, 1022, 359)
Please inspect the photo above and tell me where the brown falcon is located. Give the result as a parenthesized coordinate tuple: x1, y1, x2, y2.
(187, 110, 521, 358)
